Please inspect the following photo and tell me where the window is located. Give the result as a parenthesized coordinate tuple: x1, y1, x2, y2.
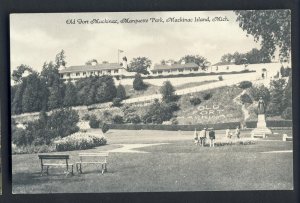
(67, 73, 70, 77)
(107, 70, 111, 74)
(76, 72, 80, 76)
(158, 71, 163, 74)
(178, 69, 184, 72)
(114, 70, 119, 73)
(83, 72, 86, 76)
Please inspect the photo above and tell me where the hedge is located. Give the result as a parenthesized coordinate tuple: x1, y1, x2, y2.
(108, 120, 292, 131)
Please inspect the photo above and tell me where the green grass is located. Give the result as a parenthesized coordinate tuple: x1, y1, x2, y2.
(12, 129, 293, 193)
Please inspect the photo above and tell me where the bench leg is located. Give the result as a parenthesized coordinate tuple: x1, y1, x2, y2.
(101, 164, 104, 174)
(104, 163, 107, 173)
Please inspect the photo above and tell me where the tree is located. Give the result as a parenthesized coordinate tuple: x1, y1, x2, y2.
(55, 49, 67, 67)
(85, 59, 98, 65)
(133, 73, 146, 90)
(48, 77, 65, 110)
(116, 84, 126, 100)
(235, 10, 291, 61)
(179, 55, 210, 70)
(11, 79, 27, 114)
(128, 57, 151, 74)
(249, 85, 271, 103)
(11, 64, 33, 83)
(269, 79, 286, 115)
(160, 81, 176, 103)
(63, 82, 77, 107)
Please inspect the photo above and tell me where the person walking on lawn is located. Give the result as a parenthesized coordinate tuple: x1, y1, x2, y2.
(209, 128, 216, 147)
(194, 128, 199, 145)
(199, 128, 207, 147)
(235, 126, 240, 139)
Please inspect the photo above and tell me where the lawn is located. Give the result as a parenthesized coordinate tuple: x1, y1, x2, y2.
(12, 129, 293, 193)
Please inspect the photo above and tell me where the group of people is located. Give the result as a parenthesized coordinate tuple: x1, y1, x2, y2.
(193, 126, 240, 147)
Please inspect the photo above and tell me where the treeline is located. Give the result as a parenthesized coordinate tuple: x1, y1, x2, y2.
(11, 50, 119, 115)
(221, 48, 271, 65)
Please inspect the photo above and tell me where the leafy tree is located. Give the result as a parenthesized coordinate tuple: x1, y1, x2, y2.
(11, 64, 33, 83)
(249, 85, 270, 103)
(269, 79, 286, 115)
(41, 61, 60, 87)
(235, 10, 291, 61)
(85, 59, 98, 65)
(160, 81, 176, 103)
(128, 57, 151, 74)
(63, 82, 77, 107)
(179, 55, 210, 70)
(116, 84, 126, 100)
(11, 80, 27, 114)
(48, 77, 65, 110)
(133, 73, 146, 91)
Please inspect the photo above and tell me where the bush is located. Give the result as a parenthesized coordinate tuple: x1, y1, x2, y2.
(124, 113, 141, 124)
(218, 75, 223, 81)
(101, 123, 110, 133)
(240, 94, 253, 104)
(116, 84, 127, 100)
(133, 73, 147, 90)
(112, 98, 122, 107)
(238, 81, 252, 89)
(202, 92, 212, 100)
(281, 107, 292, 120)
(82, 114, 90, 121)
(248, 85, 270, 102)
(112, 115, 124, 124)
(12, 127, 27, 147)
(55, 132, 107, 152)
(160, 81, 176, 103)
(89, 114, 100, 128)
(189, 97, 201, 106)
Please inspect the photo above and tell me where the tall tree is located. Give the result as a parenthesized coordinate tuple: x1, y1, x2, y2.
(133, 73, 146, 91)
(48, 77, 65, 110)
(179, 55, 210, 70)
(11, 79, 27, 114)
(55, 49, 67, 67)
(63, 82, 77, 107)
(128, 57, 151, 75)
(116, 84, 127, 100)
(160, 81, 176, 103)
(235, 10, 291, 61)
(269, 79, 286, 115)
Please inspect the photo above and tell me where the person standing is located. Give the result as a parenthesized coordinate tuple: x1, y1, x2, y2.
(235, 126, 240, 139)
(199, 128, 206, 147)
(194, 128, 199, 145)
(209, 128, 216, 147)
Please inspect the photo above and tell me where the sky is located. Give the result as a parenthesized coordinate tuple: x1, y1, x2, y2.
(10, 11, 261, 73)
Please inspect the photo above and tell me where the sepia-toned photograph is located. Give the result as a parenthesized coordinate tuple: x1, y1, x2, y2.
(10, 10, 292, 193)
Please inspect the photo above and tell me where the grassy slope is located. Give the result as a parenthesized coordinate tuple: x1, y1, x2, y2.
(176, 85, 244, 124)
(12, 129, 293, 193)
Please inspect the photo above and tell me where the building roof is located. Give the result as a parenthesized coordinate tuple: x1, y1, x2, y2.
(152, 63, 198, 71)
(59, 63, 123, 73)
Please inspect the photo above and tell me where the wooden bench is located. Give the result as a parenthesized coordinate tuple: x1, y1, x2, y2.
(38, 154, 73, 176)
(76, 152, 109, 174)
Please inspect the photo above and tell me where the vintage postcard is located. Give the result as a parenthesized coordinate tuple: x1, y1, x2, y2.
(10, 10, 292, 193)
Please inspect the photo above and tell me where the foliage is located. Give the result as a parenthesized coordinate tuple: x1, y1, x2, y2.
(112, 98, 122, 107)
(128, 57, 151, 74)
(101, 123, 110, 133)
(189, 97, 201, 106)
(160, 81, 176, 103)
(89, 114, 100, 128)
(248, 85, 270, 103)
(238, 81, 253, 89)
(268, 79, 286, 115)
(240, 94, 253, 104)
(11, 64, 33, 83)
(280, 66, 291, 77)
(82, 114, 90, 121)
(55, 132, 107, 152)
(124, 113, 141, 124)
(235, 10, 291, 61)
(116, 84, 127, 100)
(63, 82, 77, 107)
(281, 107, 292, 120)
(202, 92, 212, 100)
(142, 100, 179, 124)
(85, 59, 98, 65)
(55, 49, 67, 67)
(179, 55, 210, 70)
(218, 75, 223, 81)
(112, 115, 124, 124)
(133, 73, 147, 90)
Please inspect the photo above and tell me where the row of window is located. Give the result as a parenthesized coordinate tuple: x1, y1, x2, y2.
(152, 68, 199, 74)
(62, 69, 120, 77)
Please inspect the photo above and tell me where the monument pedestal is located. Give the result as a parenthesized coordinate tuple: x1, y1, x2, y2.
(251, 114, 272, 138)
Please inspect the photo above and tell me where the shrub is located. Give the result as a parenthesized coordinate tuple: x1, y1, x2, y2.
(82, 114, 90, 121)
(101, 123, 110, 133)
(89, 114, 100, 128)
(55, 132, 107, 152)
(202, 92, 212, 100)
(238, 81, 252, 89)
(160, 81, 176, 103)
(124, 113, 141, 124)
(116, 84, 127, 100)
(281, 107, 292, 120)
(189, 97, 201, 106)
(170, 118, 178, 125)
(240, 94, 253, 104)
(218, 75, 223, 81)
(112, 98, 122, 107)
(112, 115, 124, 124)
(12, 127, 27, 147)
(248, 85, 270, 102)
(133, 73, 146, 90)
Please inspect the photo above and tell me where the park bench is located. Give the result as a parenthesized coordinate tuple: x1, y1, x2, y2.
(76, 152, 109, 174)
(38, 154, 74, 176)
(282, 134, 293, 141)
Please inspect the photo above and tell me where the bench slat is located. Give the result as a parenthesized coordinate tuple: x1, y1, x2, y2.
(76, 162, 106, 164)
(43, 163, 73, 166)
(38, 154, 70, 159)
